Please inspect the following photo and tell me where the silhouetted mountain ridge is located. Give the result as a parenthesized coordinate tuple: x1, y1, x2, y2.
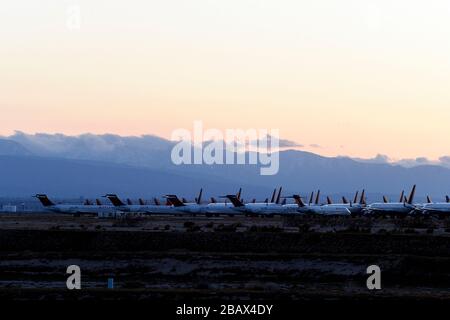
(0, 134, 449, 197)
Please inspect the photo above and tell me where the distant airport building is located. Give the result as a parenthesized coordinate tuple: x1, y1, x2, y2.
(1, 205, 17, 213)
(97, 211, 123, 218)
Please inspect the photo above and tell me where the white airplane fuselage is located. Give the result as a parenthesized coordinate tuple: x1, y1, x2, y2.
(364, 203, 414, 215)
(44, 204, 117, 215)
(241, 203, 285, 215)
(205, 203, 240, 215)
(172, 203, 204, 214)
(297, 205, 351, 216)
(117, 204, 176, 214)
(417, 202, 450, 214)
(322, 203, 364, 214)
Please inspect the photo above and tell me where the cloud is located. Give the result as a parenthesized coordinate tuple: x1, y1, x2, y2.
(278, 139, 304, 148)
(248, 135, 304, 149)
(437, 156, 450, 169)
(352, 155, 450, 169)
(439, 156, 450, 164)
(4, 132, 174, 167)
(396, 157, 434, 168)
(177, 134, 305, 153)
(415, 157, 430, 164)
(371, 154, 391, 164)
(4, 132, 450, 170)
(8, 131, 172, 155)
(352, 154, 391, 164)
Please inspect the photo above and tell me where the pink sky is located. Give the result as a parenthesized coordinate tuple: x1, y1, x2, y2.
(1, 0, 450, 160)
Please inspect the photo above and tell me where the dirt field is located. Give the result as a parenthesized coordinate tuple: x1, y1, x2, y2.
(1, 214, 450, 301)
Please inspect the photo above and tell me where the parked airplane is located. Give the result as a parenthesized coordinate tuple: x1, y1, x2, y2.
(280, 190, 321, 214)
(223, 187, 285, 216)
(204, 188, 243, 216)
(363, 185, 416, 216)
(322, 190, 366, 215)
(164, 189, 205, 215)
(35, 194, 116, 215)
(104, 194, 175, 215)
(281, 190, 351, 215)
(289, 195, 351, 216)
(414, 195, 450, 216)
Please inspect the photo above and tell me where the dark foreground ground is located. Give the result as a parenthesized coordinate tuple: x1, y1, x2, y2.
(0, 213, 450, 301)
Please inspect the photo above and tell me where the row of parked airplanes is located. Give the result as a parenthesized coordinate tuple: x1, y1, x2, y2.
(33, 185, 450, 217)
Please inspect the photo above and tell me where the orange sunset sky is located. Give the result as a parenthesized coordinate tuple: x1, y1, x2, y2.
(1, 0, 450, 160)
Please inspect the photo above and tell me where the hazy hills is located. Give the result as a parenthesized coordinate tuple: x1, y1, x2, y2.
(0, 155, 269, 199)
(0, 139, 33, 157)
(0, 133, 449, 198)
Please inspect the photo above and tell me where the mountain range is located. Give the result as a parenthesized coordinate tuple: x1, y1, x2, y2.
(0, 133, 449, 199)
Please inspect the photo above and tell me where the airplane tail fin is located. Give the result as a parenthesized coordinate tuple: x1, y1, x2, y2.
(282, 198, 287, 205)
(426, 196, 432, 204)
(292, 195, 306, 207)
(195, 188, 203, 205)
(447, 195, 449, 203)
(35, 194, 55, 207)
(276, 187, 283, 204)
(383, 196, 389, 203)
(83, 199, 92, 206)
(270, 189, 276, 203)
(315, 190, 321, 205)
(96, 199, 102, 206)
(407, 185, 416, 205)
(353, 191, 359, 204)
(399, 190, 405, 203)
(165, 195, 186, 207)
(126, 199, 133, 205)
(342, 196, 348, 204)
(104, 194, 125, 207)
(308, 192, 314, 205)
(139, 198, 145, 205)
(221, 195, 245, 207)
(210, 197, 217, 204)
(154, 198, 161, 206)
(360, 189, 366, 205)
(326, 196, 332, 205)
(236, 188, 242, 201)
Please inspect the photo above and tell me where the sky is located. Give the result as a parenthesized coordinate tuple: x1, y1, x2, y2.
(1, 0, 450, 160)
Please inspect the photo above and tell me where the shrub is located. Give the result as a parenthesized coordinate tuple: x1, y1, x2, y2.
(184, 221, 195, 228)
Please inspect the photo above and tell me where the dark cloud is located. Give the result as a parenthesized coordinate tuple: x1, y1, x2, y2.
(372, 154, 390, 163)
(415, 157, 430, 164)
(278, 139, 304, 148)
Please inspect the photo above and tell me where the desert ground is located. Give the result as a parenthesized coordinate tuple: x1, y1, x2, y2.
(0, 213, 450, 301)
